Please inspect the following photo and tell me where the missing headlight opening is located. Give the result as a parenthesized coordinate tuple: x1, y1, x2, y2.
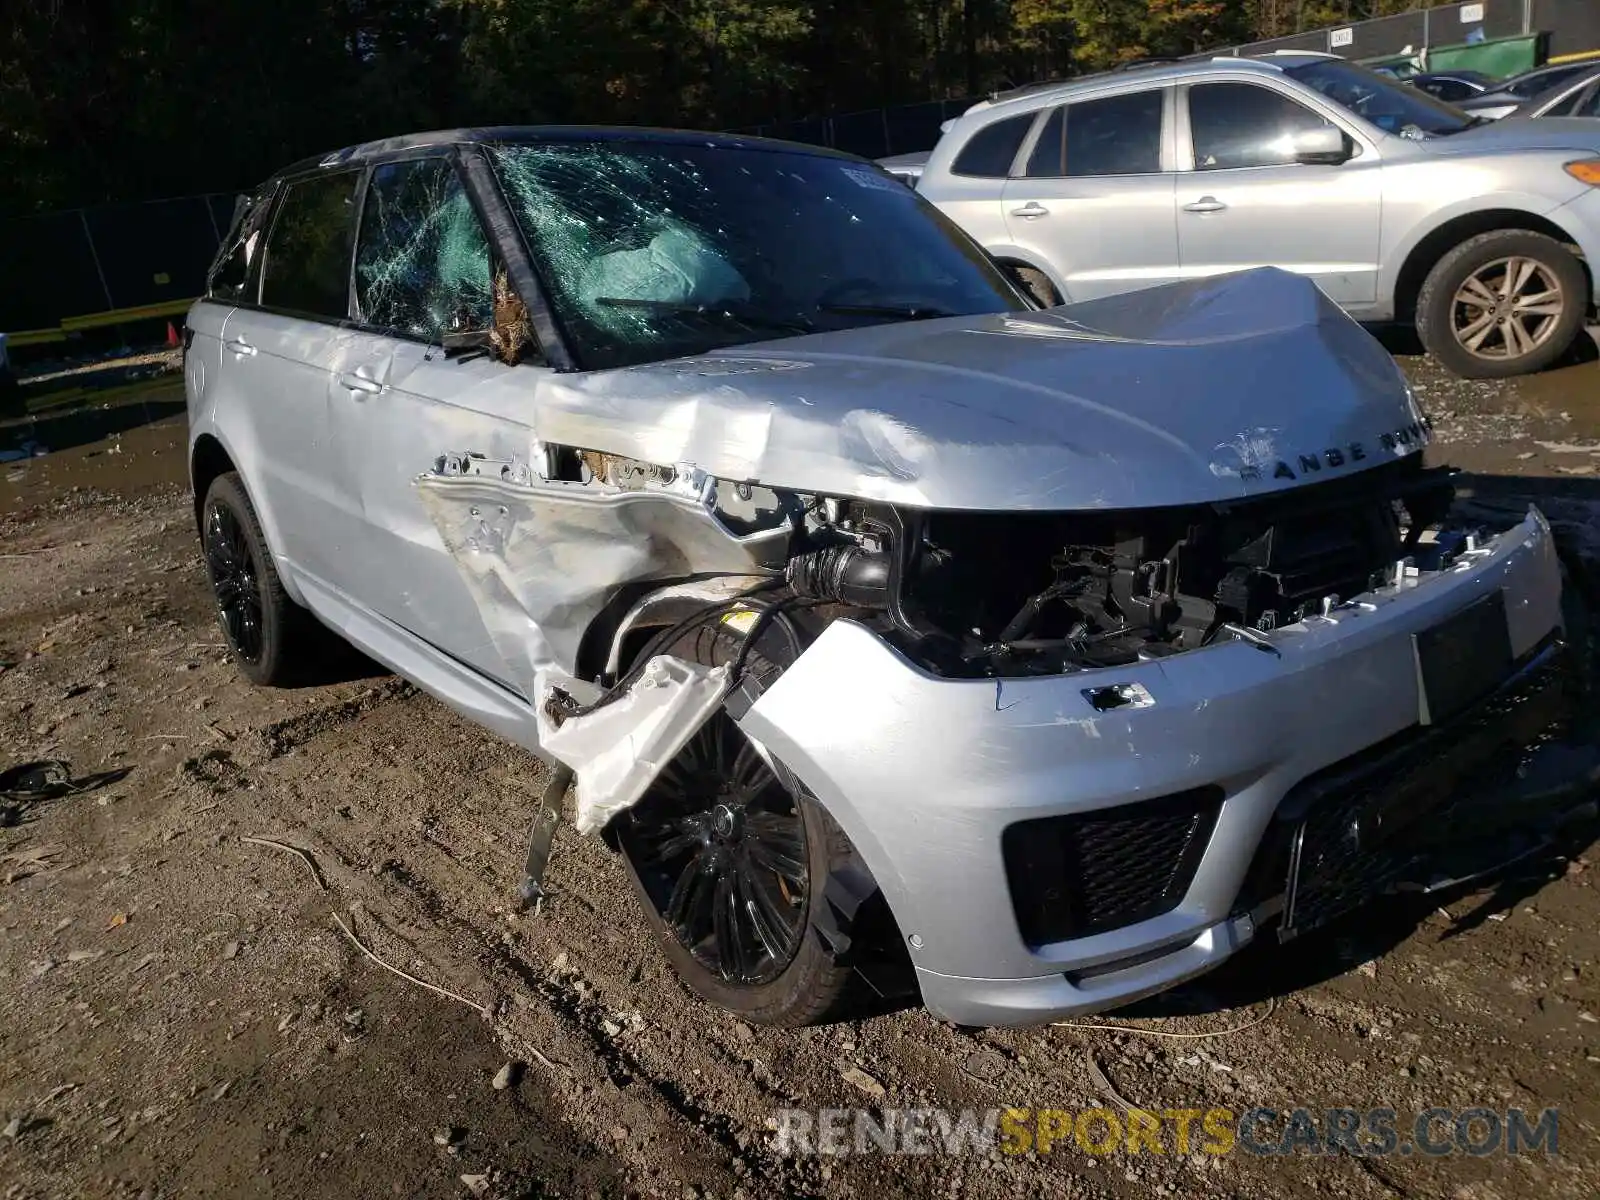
(774, 454, 1462, 679)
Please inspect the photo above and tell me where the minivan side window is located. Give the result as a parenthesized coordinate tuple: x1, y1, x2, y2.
(355, 158, 493, 340)
(951, 113, 1035, 178)
(1026, 91, 1163, 178)
(1189, 83, 1334, 171)
(259, 170, 361, 319)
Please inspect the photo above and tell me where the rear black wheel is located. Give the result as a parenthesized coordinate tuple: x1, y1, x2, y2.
(613, 619, 873, 1025)
(201, 472, 305, 686)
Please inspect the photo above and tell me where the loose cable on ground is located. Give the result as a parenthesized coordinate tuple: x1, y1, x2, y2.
(1051, 995, 1277, 1040)
(242, 834, 491, 1020)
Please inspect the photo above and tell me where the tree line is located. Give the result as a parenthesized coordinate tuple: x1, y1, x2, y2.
(1, 0, 1440, 217)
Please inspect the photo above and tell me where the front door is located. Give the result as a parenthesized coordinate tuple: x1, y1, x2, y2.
(325, 153, 526, 688)
(1175, 81, 1383, 309)
(1000, 88, 1180, 302)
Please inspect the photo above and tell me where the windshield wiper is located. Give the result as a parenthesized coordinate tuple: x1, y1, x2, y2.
(592, 296, 817, 334)
(817, 302, 959, 320)
(440, 329, 494, 361)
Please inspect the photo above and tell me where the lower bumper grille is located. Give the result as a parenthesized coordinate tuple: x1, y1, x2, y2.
(1259, 640, 1575, 938)
(1002, 787, 1222, 946)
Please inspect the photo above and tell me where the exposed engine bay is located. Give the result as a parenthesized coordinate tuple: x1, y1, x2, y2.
(783, 454, 1461, 678)
(506, 443, 1474, 682)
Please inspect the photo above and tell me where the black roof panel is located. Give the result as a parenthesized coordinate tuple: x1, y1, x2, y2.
(272, 125, 860, 182)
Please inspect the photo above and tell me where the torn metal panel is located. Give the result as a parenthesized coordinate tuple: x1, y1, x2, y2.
(544, 657, 731, 835)
(412, 470, 784, 705)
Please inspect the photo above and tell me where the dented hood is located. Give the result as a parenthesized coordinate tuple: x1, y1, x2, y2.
(541, 267, 1427, 511)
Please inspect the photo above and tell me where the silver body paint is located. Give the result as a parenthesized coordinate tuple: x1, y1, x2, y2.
(189, 259, 1567, 1027)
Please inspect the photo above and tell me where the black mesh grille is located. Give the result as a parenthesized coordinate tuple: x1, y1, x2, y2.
(1267, 642, 1571, 937)
(1003, 787, 1222, 946)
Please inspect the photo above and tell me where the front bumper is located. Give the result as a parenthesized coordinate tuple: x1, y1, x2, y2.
(739, 509, 1580, 1027)
(1552, 187, 1600, 308)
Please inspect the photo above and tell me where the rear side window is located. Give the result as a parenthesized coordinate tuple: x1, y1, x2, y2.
(355, 158, 493, 339)
(1425, 78, 1474, 103)
(1579, 84, 1600, 118)
(951, 113, 1035, 178)
(1545, 89, 1582, 117)
(208, 186, 275, 302)
(1510, 64, 1585, 98)
(259, 170, 361, 319)
(1189, 83, 1333, 171)
(1026, 91, 1163, 177)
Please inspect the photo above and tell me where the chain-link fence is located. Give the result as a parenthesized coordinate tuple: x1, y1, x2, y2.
(1213, 0, 1597, 63)
(731, 97, 981, 162)
(0, 193, 236, 337)
(7, 0, 1600, 341)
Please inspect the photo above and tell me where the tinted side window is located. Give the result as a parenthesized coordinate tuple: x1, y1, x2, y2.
(1024, 108, 1065, 177)
(1189, 83, 1333, 171)
(1430, 79, 1474, 103)
(1067, 91, 1163, 176)
(208, 186, 275, 301)
(1545, 89, 1582, 117)
(952, 113, 1035, 178)
(355, 158, 493, 339)
(259, 171, 360, 319)
(1511, 65, 1585, 98)
(1578, 84, 1600, 118)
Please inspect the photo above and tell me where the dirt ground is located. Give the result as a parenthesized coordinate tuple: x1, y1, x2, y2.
(3, 347, 1600, 1200)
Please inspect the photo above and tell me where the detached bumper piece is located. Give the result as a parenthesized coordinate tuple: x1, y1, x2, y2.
(1002, 787, 1223, 945)
(1254, 638, 1593, 939)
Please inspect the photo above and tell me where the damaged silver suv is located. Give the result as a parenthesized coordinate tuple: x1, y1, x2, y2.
(187, 128, 1584, 1028)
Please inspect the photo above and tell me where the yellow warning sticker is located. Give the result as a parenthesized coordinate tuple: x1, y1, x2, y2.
(721, 608, 759, 635)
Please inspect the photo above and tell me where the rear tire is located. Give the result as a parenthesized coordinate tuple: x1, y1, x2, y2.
(1416, 229, 1588, 379)
(612, 617, 870, 1026)
(200, 472, 307, 686)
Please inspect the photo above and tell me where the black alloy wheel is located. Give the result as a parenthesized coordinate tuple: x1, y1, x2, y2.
(204, 498, 264, 664)
(619, 712, 808, 985)
(199, 471, 306, 686)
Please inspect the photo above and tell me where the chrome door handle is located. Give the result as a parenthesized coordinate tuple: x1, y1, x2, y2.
(1183, 196, 1228, 214)
(337, 372, 383, 395)
(1010, 201, 1049, 219)
(223, 337, 257, 357)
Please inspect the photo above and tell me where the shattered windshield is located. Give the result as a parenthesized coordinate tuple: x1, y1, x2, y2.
(489, 140, 1024, 370)
(1286, 59, 1478, 138)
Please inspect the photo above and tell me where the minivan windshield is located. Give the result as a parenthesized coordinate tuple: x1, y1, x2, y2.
(490, 140, 1024, 370)
(1286, 59, 1479, 138)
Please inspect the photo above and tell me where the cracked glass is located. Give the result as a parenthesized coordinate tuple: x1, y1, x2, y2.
(355, 157, 493, 340)
(489, 140, 1022, 371)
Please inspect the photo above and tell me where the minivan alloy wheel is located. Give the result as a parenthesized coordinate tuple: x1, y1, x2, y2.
(1450, 255, 1566, 362)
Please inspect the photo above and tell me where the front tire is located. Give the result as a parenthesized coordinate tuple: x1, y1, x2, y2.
(1416, 229, 1588, 379)
(612, 619, 868, 1026)
(201, 472, 305, 686)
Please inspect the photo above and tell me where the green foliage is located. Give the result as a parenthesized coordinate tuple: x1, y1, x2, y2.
(0, 0, 1458, 216)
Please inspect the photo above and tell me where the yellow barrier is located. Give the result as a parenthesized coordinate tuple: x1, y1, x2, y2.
(7, 297, 196, 346)
(1549, 48, 1600, 65)
(6, 326, 71, 348)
